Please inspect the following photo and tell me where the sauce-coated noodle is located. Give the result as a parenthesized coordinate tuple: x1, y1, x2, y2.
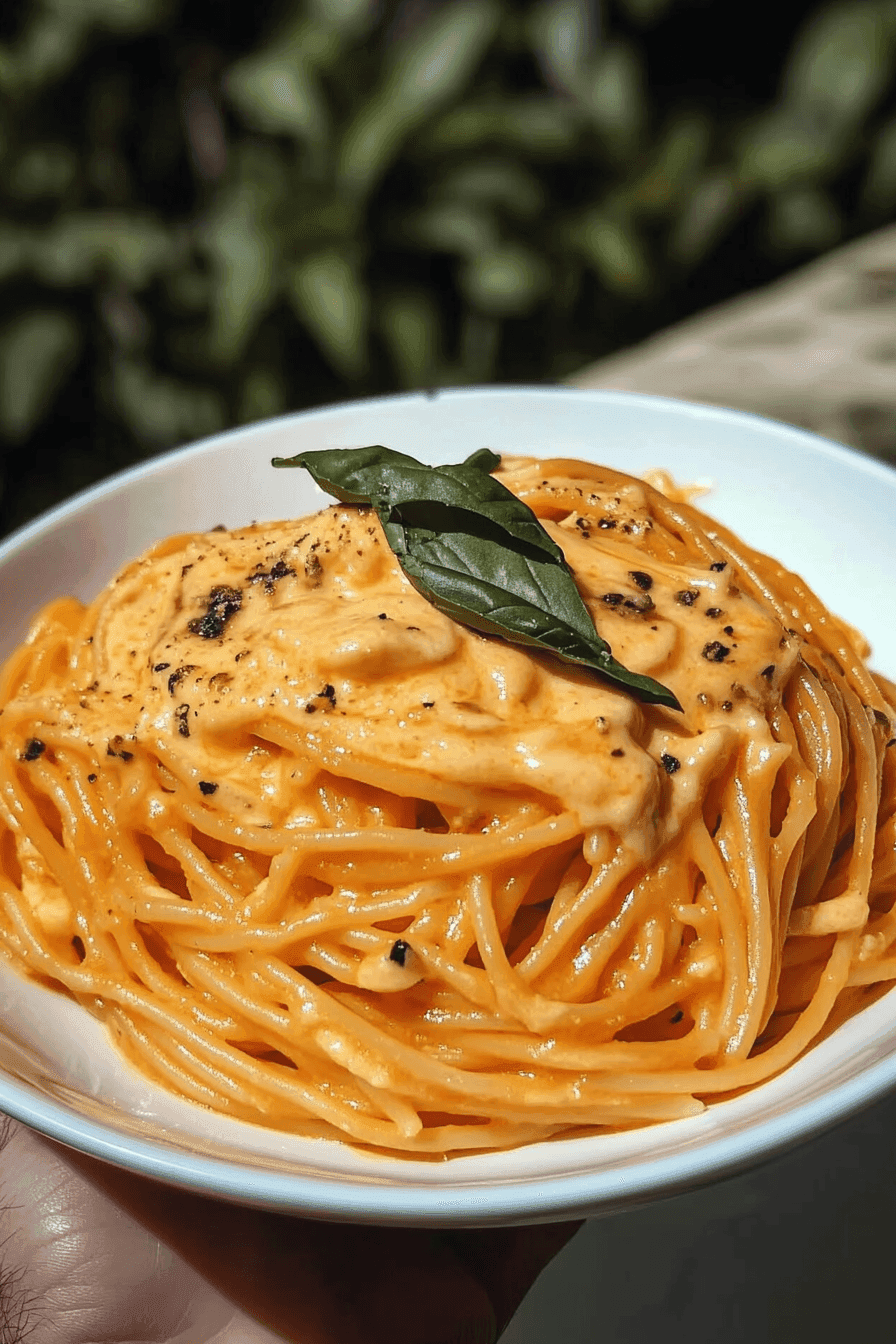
(1, 457, 894, 1154)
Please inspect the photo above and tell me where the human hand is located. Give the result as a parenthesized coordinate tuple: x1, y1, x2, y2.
(0, 1117, 581, 1343)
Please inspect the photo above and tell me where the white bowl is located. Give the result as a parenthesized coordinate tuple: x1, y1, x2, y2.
(1, 386, 895, 1226)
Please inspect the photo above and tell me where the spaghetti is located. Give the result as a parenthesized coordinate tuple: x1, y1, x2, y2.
(0, 456, 894, 1155)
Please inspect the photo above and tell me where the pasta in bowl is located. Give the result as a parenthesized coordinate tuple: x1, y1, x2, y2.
(0, 387, 894, 1222)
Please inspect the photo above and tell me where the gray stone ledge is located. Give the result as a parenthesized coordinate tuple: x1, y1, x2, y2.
(570, 224, 896, 461)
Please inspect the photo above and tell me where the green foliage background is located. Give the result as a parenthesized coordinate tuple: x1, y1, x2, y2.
(1, 0, 896, 537)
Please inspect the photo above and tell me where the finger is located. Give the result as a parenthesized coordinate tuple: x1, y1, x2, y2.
(0, 1120, 236, 1344)
(441, 1221, 585, 1337)
(66, 1145, 498, 1344)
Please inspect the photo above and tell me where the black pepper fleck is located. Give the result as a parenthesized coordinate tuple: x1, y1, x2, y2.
(598, 518, 617, 529)
(153, 662, 170, 672)
(389, 939, 410, 967)
(175, 704, 191, 737)
(710, 561, 727, 571)
(661, 753, 681, 774)
(702, 641, 731, 662)
(611, 748, 625, 757)
(761, 665, 775, 679)
(602, 593, 625, 607)
(629, 570, 653, 590)
(705, 607, 722, 619)
(168, 665, 197, 696)
(199, 781, 218, 796)
(22, 738, 45, 761)
(87, 773, 97, 783)
(248, 559, 296, 594)
(676, 589, 699, 606)
(721, 700, 733, 712)
(188, 586, 242, 639)
(723, 625, 734, 636)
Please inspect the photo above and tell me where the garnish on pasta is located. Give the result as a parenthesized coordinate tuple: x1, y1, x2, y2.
(0, 454, 894, 1156)
(273, 445, 680, 709)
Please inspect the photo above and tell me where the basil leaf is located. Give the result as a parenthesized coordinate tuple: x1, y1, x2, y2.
(273, 444, 680, 710)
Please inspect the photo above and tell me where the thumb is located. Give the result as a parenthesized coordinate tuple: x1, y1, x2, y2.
(65, 1147, 498, 1344)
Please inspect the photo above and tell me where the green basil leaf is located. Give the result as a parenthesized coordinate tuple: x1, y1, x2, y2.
(273, 444, 681, 709)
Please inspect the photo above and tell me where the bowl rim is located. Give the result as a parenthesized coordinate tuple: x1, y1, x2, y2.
(2, 383, 896, 1225)
(6, 382, 896, 563)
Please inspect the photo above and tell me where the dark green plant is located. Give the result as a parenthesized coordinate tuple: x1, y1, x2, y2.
(1, 0, 896, 536)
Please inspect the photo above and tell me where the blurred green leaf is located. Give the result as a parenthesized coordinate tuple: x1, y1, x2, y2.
(627, 111, 711, 214)
(582, 40, 647, 157)
(573, 211, 651, 295)
(9, 143, 78, 200)
(307, 0, 378, 39)
(736, 109, 846, 188)
(766, 186, 841, 254)
(783, 2, 893, 129)
(163, 266, 213, 315)
(99, 285, 148, 352)
(530, 0, 597, 94)
(459, 310, 500, 381)
(49, 0, 171, 31)
(379, 288, 443, 389)
(419, 96, 580, 157)
(338, 0, 501, 197)
(202, 178, 277, 365)
(238, 366, 287, 425)
(459, 243, 550, 317)
(111, 356, 225, 446)
(670, 172, 744, 266)
(1, 0, 166, 97)
(225, 37, 329, 144)
(287, 248, 369, 379)
(0, 225, 30, 283)
(404, 201, 496, 256)
(0, 309, 81, 441)
(32, 212, 175, 288)
(616, 0, 675, 23)
(437, 160, 546, 218)
(0, 8, 84, 93)
(861, 112, 896, 209)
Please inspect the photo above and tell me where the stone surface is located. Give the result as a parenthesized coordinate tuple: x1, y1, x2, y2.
(571, 224, 896, 462)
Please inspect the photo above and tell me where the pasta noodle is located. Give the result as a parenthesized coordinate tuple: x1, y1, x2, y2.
(0, 455, 894, 1156)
